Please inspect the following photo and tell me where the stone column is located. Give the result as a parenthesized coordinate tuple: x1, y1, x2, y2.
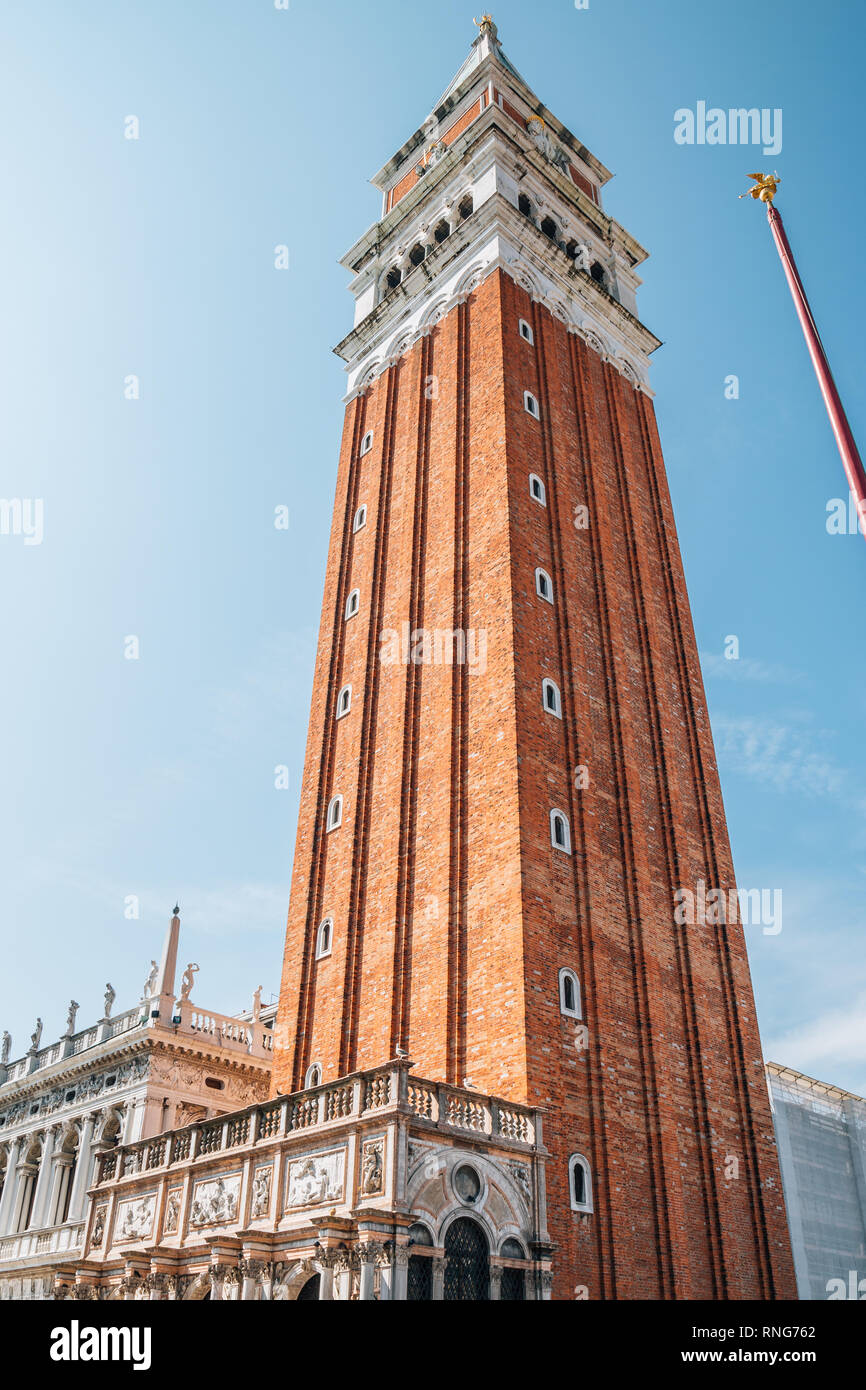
(121, 1100, 142, 1145)
(430, 1253, 446, 1302)
(46, 1152, 74, 1227)
(318, 1250, 338, 1301)
(10, 1161, 37, 1235)
(66, 1114, 97, 1222)
(140, 1094, 166, 1142)
(146, 1273, 165, 1301)
(357, 1242, 379, 1301)
(489, 1264, 502, 1301)
(377, 1246, 393, 1301)
(30, 1127, 60, 1229)
(391, 1245, 410, 1301)
(0, 1139, 22, 1235)
(240, 1259, 265, 1301)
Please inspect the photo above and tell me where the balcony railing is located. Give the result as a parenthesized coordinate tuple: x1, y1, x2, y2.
(1, 1012, 144, 1081)
(0, 1000, 272, 1093)
(105, 1009, 143, 1040)
(0, 1221, 85, 1265)
(177, 1002, 273, 1059)
(96, 1063, 538, 1187)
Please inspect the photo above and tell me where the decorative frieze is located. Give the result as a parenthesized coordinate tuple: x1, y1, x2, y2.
(163, 1187, 182, 1235)
(0, 1055, 149, 1131)
(250, 1165, 272, 1219)
(285, 1149, 345, 1210)
(359, 1138, 384, 1197)
(91, 1205, 108, 1248)
(114, 1194, 156, 1243)
(190, 1173, 241, 1227)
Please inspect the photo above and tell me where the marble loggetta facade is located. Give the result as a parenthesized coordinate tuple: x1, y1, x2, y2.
(61, 1061, 552, 1301)
(0, 910, 275, 1300)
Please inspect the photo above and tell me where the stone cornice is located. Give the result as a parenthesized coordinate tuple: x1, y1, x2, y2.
(148, 1036, 271, 1077)
(0, 1029, 271, 1137)
(0, 1033, 151, 1107)
(335, 193, 660, 402)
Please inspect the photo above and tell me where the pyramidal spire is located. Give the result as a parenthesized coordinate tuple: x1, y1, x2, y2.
(434, 14, 529, 112)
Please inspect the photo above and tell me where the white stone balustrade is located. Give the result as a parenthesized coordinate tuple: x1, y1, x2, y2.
(94, 1061, 538, 1199)
(175, 1001, 273, 1059)
(0, 1221, 85, 1264)
(1, 1000, 273, 1086)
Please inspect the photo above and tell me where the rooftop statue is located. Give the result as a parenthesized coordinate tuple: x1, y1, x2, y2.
(473, 14, 497, 38)
(142, 960, 159, 1000)
(180, 962, 199, 1001)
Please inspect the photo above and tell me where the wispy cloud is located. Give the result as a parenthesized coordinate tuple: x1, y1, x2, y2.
(700, 651, 805, 686)
(766, 995, 866, 1092)
(712, 714, 847, 799)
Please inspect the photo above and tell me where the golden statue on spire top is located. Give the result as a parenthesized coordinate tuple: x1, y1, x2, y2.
(474, 14, 497, 38)
(739, 172, 781, 204)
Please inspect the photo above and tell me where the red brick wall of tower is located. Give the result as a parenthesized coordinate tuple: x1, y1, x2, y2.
(272, 268, 796, 1301)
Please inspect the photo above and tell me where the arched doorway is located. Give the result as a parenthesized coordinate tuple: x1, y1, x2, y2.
(296, 1273, 320, 1301)
(444, 1217, 489, 1301)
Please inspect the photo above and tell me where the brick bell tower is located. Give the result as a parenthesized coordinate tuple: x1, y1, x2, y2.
(273, 17, 796, 1301)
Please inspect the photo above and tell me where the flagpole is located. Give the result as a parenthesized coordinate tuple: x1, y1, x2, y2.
(763, 199, 866, 535)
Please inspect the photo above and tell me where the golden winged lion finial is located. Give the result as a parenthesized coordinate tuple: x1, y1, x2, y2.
(739, 172, 781, 204)
(474, 14, 497, 38)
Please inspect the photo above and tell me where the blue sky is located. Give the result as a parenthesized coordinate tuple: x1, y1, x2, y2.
(1, 0, 864, 1094)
